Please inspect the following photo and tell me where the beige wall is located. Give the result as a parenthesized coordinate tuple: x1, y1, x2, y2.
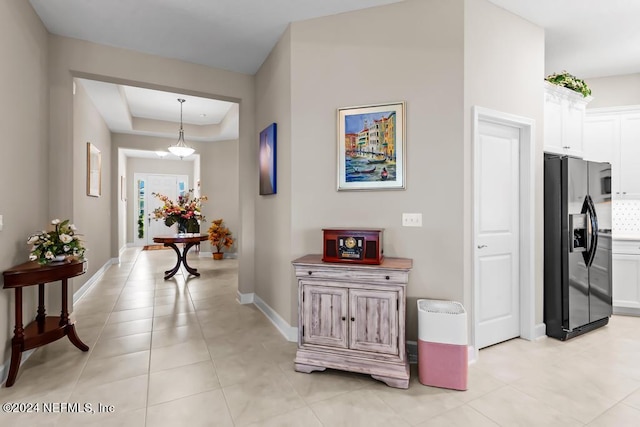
(254, 27, 294, 320)
(72, 79, 113, 294)
(47, 36, 256, 297)
(113, 134, 240, 253)
(0, 0, 49, 369)
(463, 0, 545, 327)
(253, 0, 545, 342)
(197, 140, 240, 255)
(288, 0, 465, 338)
(586, 73, 640, 108)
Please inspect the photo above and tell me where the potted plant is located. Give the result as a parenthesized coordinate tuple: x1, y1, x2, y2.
(27, 219, 86, 264)
(207, 219, 234, 260)
(545, 71, 592, 97)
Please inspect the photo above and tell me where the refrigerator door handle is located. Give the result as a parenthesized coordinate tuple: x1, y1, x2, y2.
(585, 195, 599, 267)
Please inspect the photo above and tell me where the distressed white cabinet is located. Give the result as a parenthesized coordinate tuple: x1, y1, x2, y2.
(292, 254, 412, 389)
(544, 82, 592, 157)
(585, 107, 640, 198)
(613, 240, 640, 314)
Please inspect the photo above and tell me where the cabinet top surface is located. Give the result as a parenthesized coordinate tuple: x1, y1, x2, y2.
(292, 254, 412, 271)
(3, 259, 87, 288)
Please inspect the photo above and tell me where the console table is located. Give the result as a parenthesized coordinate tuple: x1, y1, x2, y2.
(153, 233, 208, 280)
(2, 258, 89, 387)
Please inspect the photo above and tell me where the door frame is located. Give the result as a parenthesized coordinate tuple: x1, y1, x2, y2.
(472, 106, 536, 355)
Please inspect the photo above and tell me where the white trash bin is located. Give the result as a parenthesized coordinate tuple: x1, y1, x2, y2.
(417, 299, 468, 390)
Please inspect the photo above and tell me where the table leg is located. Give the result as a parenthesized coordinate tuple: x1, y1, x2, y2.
(59, 278, 89, 351)
(59, 278, 69, 327)
(6, 288, 24, 387)
(67, 324, 89, 352)
(36, 283, 46, 333)
(163, 243, 182, 279)
(182, 242, 200, 277)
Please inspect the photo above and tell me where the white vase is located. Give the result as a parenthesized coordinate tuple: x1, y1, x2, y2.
(53, 255, 66, 262)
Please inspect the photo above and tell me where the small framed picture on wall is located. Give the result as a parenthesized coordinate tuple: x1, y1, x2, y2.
(87, 142, 101, 197)
(259, 123, 277, 195)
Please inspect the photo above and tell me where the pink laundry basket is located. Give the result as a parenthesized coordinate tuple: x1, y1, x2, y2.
(417, 299, 468, 391)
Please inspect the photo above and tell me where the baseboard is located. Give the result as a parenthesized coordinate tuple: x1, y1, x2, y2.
(534, 322, 547, 340)
(200, 251, 238, 259)
(406, 340, 418, 364)
(613, 307, 640, 317)
(236, 291, 255, 305)
(252, 295, 298, 342)
(407, 340, 476, 365)
(467, 345, 477, 364)
(73, 258, 116, 304)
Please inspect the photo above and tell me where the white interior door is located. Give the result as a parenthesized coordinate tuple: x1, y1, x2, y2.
(147, 174, 178, 244)
(145, 174, 189, 244)
(475, 120, 520, 349)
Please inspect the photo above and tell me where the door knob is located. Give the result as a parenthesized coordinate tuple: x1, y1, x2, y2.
(477, 245, 487, 249)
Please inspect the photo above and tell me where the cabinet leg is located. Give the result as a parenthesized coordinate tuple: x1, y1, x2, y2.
(66, 324, 89, 352)
(370, 374, 409, 389)
(294, 363, 327, 374)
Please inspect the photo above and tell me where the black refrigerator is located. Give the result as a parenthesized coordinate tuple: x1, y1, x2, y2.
(544, 154, 612, 340)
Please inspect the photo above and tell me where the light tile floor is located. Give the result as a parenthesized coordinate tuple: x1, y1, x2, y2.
(2, 247, 640, 426)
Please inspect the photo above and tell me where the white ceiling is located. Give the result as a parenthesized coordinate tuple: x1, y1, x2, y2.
(29, 0, 404, 75)
(488, 0, 640, 78)
(29, 0, 640, 157)
(76, 78, 238, 144)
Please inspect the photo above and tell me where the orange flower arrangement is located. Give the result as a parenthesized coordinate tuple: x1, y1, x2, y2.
(207, 219, 234, 254)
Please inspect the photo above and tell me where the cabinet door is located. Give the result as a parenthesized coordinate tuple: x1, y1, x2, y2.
(563, 101, 585, 157)
(544, 92, 565, 155)
(301, 283, 348, 348)
(583, 115, 617, 164)
(612, 254, 640, 309)
(619, 114, 640, 198)
(349, 289, 398, 355)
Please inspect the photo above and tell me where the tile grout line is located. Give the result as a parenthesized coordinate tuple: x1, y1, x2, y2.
(65, 251, 141, 402)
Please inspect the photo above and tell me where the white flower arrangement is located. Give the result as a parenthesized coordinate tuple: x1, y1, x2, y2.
(27, 219, 86, 264)
(545, 71, 592, 97)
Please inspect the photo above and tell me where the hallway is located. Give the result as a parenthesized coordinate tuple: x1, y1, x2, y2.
(1, 248, 640, 426)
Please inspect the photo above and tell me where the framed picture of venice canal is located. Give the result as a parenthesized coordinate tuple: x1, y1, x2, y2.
(337, 101, 405, 191)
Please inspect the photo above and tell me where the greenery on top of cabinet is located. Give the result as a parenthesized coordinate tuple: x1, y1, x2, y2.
(546, 71, 591, 97)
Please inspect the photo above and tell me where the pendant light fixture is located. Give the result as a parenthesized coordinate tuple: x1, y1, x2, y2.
(168, 98, 195, 158)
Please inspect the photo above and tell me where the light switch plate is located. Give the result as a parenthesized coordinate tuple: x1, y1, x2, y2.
(402, 213, 422, 227)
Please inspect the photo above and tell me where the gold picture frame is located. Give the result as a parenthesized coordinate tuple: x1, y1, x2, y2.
(87, 142, 101, 197)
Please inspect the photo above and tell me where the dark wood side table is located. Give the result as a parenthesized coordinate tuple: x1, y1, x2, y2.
(2, 258, 89, 387)
(153, 233, 208, 280)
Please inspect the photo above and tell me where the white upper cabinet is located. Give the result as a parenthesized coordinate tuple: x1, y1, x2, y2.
(619, 114, 640, 198)
(585, 107, 640, 199)
(583, 114, 617, 163)
(544, 82, 592, 157)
